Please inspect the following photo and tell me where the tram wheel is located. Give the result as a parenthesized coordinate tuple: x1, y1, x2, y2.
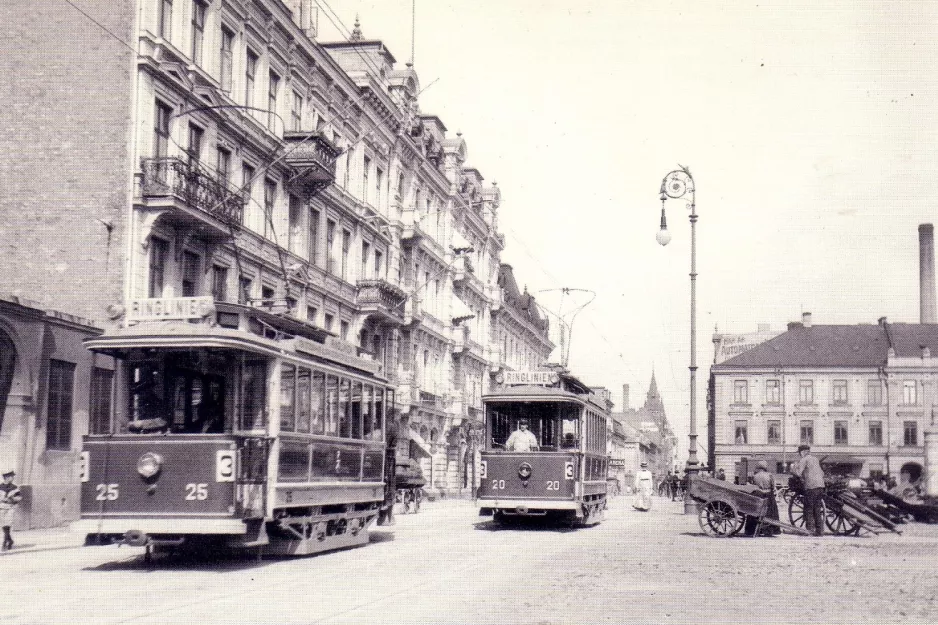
(698, 500, 742, 537)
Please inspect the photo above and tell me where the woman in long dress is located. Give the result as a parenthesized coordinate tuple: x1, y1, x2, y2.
(633, 462, 654, 511)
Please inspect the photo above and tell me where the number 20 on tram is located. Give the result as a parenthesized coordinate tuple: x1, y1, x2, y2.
(477, 369, 609, 525)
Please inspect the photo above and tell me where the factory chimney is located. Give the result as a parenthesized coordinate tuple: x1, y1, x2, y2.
(920, 224, 937, 323)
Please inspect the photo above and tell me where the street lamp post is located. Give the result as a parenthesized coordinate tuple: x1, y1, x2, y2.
(657, 165, 700, 514)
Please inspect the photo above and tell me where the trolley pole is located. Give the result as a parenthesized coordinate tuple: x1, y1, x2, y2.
(656, 165, 700, 514)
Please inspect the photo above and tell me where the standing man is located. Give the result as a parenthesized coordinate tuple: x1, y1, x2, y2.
(791, 444, 825, 536)
(0, 469, 22, 550)
(505, 419, 538, 452)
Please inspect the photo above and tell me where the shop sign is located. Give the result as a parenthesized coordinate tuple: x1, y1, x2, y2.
(502, 371, 559, 386)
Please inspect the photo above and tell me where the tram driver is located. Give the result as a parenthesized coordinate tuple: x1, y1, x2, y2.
(505, 419, 539, 452)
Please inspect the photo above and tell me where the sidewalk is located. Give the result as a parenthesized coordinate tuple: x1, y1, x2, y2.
(0, 525, 84, 557)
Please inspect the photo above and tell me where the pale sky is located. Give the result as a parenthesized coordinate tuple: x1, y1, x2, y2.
(317, 0, 938, 462)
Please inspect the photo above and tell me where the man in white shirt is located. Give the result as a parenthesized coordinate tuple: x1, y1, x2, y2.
(505, 419, 538, 451)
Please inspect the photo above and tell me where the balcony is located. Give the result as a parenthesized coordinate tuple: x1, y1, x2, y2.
(282, 131, 340, 196)
(139, 158, 244, 237)
(356, 279, 407, 325)
(451, 255, 474, 284)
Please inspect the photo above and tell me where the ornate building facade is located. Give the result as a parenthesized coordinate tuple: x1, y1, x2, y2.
(0, 0, 552, 526)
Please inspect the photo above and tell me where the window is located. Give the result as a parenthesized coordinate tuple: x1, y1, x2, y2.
(187, 123, 203, 166)
(154, 101, 171, 160)
(869, 420, 883, 446)
(239, 275, 252, 304)
(324, 313, 334, 332)
(245, 49, 257, 109)
(216, 147, 231, 189)
(190, 0, 205, 64)
(240, 360, 266, 430)
(280, 364, 296, 432)
(867, 379, 883, 406)
(340, 320, 349, 340)
(765, 379, 780, 404)
(798, 379, 814, 404)
(902, 380, 917, 405)
(263, 179, 276, 238)
(261, 285, 275, 302)
(362, 156, 371, 203)
(767, 420, 781, 445)
(374, 249, 383, 279)
(308, 208, 320, 265)
(89, 367, 113, 435)
(375, 167, 384, 209)
(306, 306, 317, 325)
(832, 379, 848, 405)
(326, 219, 336, 274)
(732, 379, 749, 404)
(800, 420, 814, 445)
(158, 0, 173, 38)
(211, 265, 227, 301)
(834, 420, 848, 445)
(220, 27, 233, 92)
(181, 251, 201, 297)
(268, 70, 280, 131)
(341, 229, 350, 280)
(343, 146, 354, 189)
(734, 421, 748, 444)
(361, 241, 370, 280)
(291, 90, 303, 131)
(148, 238, 168, 297)
(288, 195, 302, 253)
(46, 360, 75, 450)
(904, 421, 918, 446)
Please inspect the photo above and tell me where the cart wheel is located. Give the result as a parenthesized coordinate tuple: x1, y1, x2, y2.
(698, 500, 743, 537)
(824, 502, 861, 536)
(788, 494, 826, 529)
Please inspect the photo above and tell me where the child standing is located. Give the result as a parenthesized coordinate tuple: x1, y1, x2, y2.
(0, 469, 22, 550)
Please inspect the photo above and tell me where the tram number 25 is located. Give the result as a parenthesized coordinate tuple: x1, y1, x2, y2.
(95, 484, 119, 501)
(185, 483, 209, 500)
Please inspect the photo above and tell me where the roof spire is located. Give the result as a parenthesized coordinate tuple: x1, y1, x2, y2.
(350, 14, 363, 41)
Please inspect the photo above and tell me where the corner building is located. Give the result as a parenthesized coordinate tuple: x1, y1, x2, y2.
(0, 0, 552, 526)
(711, 315, 937, 488)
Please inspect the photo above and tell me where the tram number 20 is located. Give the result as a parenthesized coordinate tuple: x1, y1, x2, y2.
(545, 481, 561, 490)
(491, 479, 506, 490)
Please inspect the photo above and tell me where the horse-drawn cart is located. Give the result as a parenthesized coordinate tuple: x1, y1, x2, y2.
(689, 475, 811, 537)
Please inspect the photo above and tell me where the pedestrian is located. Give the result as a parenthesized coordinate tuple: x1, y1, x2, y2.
(504, 419, 538, 452)
(716, 468, 726, 481)
(633, 462, 654, 511)
(0, 469, 22, 550)
(791, 444, 825, 536)
(744, 460, 780, 537)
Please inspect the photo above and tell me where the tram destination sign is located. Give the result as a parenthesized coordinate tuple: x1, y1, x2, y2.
(501, 371, 559, 386)
(127, 296, 215, 322)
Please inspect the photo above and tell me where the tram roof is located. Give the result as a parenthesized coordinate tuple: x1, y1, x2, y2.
(483, 385, 607, 411)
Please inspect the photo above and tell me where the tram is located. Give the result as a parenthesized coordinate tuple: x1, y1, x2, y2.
(477, 368, 609, 525)
(73, 296, 394, 556)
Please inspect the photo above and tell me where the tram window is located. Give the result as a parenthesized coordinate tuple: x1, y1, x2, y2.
(129, 363, 165, 427)
(240, 360, 267, 430)
(280, 364, 296, 432)
(351, 381, 363, 439)
(362, 384, 374, 439)
(296, 368, 311, 433)
(561, 411, 579, 449)
(311, 370, 325, 435)
(372, 388, 384, 441)
(325, 375, 339, 436)
(339, 378, 352, 438)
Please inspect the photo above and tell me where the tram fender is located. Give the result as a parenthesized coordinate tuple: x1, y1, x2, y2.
(123, 529, 148, 547)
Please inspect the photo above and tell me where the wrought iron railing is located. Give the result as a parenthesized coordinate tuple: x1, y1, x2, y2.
(140, 157, 244, 224)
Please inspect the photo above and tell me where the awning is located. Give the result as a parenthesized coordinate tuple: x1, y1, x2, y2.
(451, 228, 472, 253)
(747, 453, 867, 468)
(451, 296, 475, 324)
(408, 429, 433, 457)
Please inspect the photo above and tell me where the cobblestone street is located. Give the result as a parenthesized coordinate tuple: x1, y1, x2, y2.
(2, 495, 937, 624)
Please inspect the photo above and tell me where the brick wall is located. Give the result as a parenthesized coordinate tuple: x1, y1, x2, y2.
(0, 0, 135, 324)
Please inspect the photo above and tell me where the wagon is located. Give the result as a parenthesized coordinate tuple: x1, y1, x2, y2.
(689, 475, 811, 537)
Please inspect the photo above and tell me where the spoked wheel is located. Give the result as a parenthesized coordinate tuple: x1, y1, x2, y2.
(698, 500, 743, 537)
(825, 501, 861, 536)
(788, 494, 826, 530)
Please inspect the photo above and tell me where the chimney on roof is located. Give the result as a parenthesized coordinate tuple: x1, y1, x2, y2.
(920, 224, 937, 323)
(879, 316, 888, 327)
(802, 312, 812, 328)
(622, 384, 630, 411)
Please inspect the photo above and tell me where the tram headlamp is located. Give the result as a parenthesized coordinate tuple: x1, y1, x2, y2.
(137, 452, 163, 479)
(518, 462, 532, 480)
